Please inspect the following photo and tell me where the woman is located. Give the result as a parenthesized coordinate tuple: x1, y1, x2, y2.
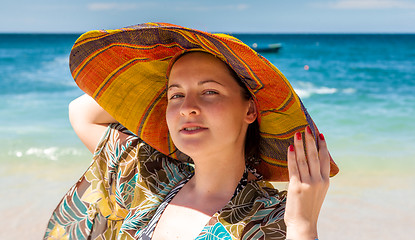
(44, 23, 338, 240)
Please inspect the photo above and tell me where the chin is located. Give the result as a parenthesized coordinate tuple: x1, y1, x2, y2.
(174, 141, 206, 158)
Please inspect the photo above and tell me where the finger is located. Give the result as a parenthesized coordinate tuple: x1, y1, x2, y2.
(317, 133, 330, 180)
(294, 131, 310, 183)
(287, 145, 300, 183)
(305, 125, 321, 179)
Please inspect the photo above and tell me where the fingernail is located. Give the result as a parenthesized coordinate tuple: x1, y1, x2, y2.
(319, 133, 325, 141)
(289, 145, 294, 152)
(296, 132, 302, 140)
(306, 125, 312, 134)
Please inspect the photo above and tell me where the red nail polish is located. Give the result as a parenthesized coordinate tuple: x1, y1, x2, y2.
(296, 132, 302, 140)
(306, 125, 312, 134)
(289, 145, 294, 152)
(319, 133, 325, 141)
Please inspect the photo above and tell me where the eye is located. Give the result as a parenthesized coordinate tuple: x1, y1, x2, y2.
(169, 93, 184, 100)
(203, 90, 219, 95)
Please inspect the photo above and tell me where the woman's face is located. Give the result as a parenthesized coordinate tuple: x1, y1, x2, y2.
(166, 52, 256, 158)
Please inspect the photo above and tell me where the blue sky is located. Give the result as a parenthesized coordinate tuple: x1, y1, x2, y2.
(1, 0, 415, 33)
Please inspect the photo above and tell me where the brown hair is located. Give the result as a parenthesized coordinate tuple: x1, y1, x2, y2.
(226, 65, 261, 166)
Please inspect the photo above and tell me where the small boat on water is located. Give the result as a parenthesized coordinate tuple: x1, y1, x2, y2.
(252, 43, 282, 53)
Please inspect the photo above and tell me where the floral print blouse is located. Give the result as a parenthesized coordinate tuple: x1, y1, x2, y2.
(44, 123, 287, 240)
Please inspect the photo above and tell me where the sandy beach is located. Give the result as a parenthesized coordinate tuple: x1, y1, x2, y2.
(320, 171, 415, 239)
(1, 154, 414, 240)
(0, 156, 91, 240)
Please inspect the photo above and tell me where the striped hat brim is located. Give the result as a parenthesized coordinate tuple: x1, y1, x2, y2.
(70, 22, 339, 181)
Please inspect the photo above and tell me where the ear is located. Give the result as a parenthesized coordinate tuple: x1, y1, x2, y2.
(245, 99, 257, 124)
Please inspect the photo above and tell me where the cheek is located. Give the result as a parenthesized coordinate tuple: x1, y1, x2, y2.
(225, 102, 250, 127)
(165, 105, 177, 130)
(210, 102, 244, 125)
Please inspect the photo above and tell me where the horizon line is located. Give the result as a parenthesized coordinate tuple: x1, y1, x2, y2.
(1, 31, 415, 35)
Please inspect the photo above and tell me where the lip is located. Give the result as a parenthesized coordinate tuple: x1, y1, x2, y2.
(179, 123, 208, 134)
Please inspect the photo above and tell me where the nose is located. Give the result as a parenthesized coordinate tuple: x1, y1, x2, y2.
(180, 94, 200, 116)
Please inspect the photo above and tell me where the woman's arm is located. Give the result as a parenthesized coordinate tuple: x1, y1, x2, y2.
(69, 94, 118, 153)
(284, 126, 330, 240)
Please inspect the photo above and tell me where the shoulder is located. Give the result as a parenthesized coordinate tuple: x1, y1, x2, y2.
(218, 181, 287, 239)
(94, 123, 139, 153)
(94, 123, 173, 163)
(223, 180, 287, 220)
(242, 182, 287, 239)
(94, 123, 193, 191)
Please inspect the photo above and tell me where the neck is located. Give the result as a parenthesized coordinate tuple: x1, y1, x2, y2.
(188, 150, 246, 199)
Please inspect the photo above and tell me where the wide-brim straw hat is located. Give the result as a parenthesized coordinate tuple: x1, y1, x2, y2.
(70, 22, 339, 181)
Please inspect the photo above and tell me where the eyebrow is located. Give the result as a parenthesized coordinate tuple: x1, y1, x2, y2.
(167, 80, 224, 90)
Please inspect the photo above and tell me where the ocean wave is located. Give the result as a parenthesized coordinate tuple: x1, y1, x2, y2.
(23, 55, 73, 84)
(342, 88, 356, 94)
(1, 53, 76, 95)
(10, 147, 83, 161)
(293, 82, 355, 98)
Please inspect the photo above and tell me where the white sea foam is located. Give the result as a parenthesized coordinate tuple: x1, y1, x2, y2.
(25, 147, 59, 160)
(342, 88, 356, 94)
(293, 81, 354, 98)
(11, 147, 83, 161)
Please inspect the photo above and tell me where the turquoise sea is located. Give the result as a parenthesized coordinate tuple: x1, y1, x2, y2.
(1, 33, 414, 239)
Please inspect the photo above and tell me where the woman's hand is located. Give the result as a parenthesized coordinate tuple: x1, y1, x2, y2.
(284, 126, 330, 240)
